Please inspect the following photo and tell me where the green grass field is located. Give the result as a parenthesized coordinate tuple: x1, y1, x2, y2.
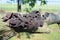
(0, 4, 17, 12)
(0, 4, 60, 12)
(0, 4, 60, 40)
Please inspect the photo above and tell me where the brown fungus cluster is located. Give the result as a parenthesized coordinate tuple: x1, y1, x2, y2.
(2, 11, 44, 33)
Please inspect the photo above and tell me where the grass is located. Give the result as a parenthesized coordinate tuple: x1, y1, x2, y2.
(40, 5, 60, 12)
(0, 4, 17, 12)
(0, 4, 60, 12)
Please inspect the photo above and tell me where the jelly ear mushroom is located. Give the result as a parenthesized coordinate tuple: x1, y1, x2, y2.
(45, 12, 49, 17)
(35, 11, 40, 13)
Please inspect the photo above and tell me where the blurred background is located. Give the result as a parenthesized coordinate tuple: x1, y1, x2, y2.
(0, 0, 60, 12)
